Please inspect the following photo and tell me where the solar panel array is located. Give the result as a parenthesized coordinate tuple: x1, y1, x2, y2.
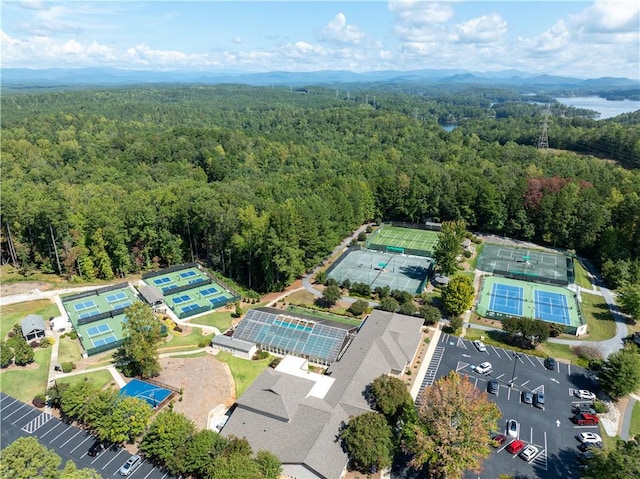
(233, 309, 349, 364)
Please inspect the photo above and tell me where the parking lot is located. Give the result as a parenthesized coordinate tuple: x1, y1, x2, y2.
(418, 333, 602, 479)
(0, 393, 175, 478)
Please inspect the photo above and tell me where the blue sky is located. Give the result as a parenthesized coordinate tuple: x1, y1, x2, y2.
(2, 1, 639, 78)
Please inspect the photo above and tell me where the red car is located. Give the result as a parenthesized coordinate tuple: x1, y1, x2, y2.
(506, 439, 526, 454)
(492, 434, 509, 448)
(573, 413, 599, 426)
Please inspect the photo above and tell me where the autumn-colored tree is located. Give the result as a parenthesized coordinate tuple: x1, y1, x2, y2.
(404, 371, 501, 479)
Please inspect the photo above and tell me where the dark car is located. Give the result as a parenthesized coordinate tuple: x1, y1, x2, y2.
(521, 391, 533, 404)
(544, 357, 556, 370)
(578, 441, 603, 452)
(488, 380, 499, 395)
(533, 392, 545, 408)
(88, 440, 106, 457)
(573, 403, 596, 415)
(491, 433, 509, 448)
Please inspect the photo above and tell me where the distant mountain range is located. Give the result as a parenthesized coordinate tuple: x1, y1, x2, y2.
(2, 67, 638, 90)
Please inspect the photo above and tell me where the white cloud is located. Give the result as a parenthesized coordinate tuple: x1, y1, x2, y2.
(454, 14, 507, 44)
(19, 0, 47, 10)
(574, 0, 640, 33)
(321, 13, 365, 44)
(389, 0, 454, 25)
(232, 36, 243, 44)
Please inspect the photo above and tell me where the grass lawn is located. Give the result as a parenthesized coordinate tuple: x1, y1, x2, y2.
(580, 292, 616, 341)
(189, 310, 235, 332)
(285, 289, 319, 305)
(158, 328, 208, 352)
(630, 401, 640, 438)
(57, 336, 84, 363)
(286, 305, 362, 327)
(215, 351, 269, 397)
(538, 342, 589, 368)
(0, 348, 52, 402)
(574, 260, 595, 290)
(468, 242, 485, 271)
(56, 370, 115, 390)
(1, 300, 60, 339)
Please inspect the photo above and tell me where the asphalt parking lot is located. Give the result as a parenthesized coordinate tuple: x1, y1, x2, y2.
(0, 392, 176, 478)
(420, 333, 602, 479)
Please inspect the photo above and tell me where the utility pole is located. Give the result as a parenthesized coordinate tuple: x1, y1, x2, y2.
(537, 105, 550, 149)
(510, 352, 522, 387)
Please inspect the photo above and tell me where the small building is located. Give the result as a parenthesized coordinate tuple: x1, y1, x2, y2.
(210, 335, 257, 360)
(433, 273, 450, 287)
(20, 314, 46, 341)
(462, 238, 475, 253)
(138, 284, 165, 310)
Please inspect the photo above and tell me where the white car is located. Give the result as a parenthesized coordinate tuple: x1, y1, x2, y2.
(577, 432, 602, 444)
(576, 390, 596, 400)
(519, 444, 539, 461)
(119, 455, 142, 476)
(475, 362, 493, 375)
(473, 340, 487, 352)
(507, 419, 519, 438)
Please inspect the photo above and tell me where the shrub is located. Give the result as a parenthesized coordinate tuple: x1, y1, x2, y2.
(269, 357, 282, 368)
(357, 232, 367, 242)
(347, 299, 369, 317)
(463, 250, 472, 258)
(341, 278, 352, 290)
(7, 331, 15, 338)
(571, 345, 603, 361)
(365, 225, 373, 234)
(399, 301, 417, 316)
(32, 394, 46, 408)
(68, 330, 78, 340)
(174, 324, 183, 333)
(449, 316, 463, 333)
(30, 341, 39, 349)
(198, 337, 211, 348)
(254, 350, 270, 360)
(593, 400, 608, 414)
(61, 362, 74, 373)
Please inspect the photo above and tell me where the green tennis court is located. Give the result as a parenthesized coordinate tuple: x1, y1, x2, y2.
(366, 225, 439, 257)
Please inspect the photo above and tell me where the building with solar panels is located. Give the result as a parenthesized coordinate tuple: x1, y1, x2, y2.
(231, 307, 358, 366)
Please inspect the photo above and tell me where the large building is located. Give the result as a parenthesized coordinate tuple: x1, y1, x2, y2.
(221, 310, 424, 479)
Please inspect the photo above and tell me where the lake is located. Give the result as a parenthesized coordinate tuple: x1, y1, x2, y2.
(554, 96, 640, 120)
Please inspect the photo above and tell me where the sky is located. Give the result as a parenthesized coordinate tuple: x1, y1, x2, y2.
(1, 0, 639, 78)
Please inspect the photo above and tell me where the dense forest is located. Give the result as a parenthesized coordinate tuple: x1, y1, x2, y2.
(2, 85, 639, 292)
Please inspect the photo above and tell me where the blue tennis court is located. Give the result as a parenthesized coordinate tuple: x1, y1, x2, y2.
(162, 284, 178, 292)
(119, 379, 172, 408)
(489, 283, 524, 316)
(201, 287, 218, 296)
(180, 271, 197, 278)
(87, 324, 111, 337)
(172, 295, 192, 305)
(153, 277, 172, 285)
(188, 277, 205, 285)
(106, 292, 127, 303)
(535, 290, 571, 324)
(181, 304, 200, 313)
(74, 300, 97, 312)
(210, 296, 227, 307)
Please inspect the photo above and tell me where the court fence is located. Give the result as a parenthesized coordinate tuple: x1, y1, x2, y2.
(384, 220, 442, 231)
(76, 305, 130, 325)
(164, 277, 213, 296)
(366, 242, 433, 258)
(492, 269, 570, 287)
(142, 262, 199, 280)
(62, 282, 130, 303)
(84, 338, 125, 357)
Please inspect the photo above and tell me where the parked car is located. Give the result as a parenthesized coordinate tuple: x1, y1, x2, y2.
(475, 362, 493, 375)
(473, 340, 487, 352)
(491, 433, 509, 448)
(573, 413, 599, 426)
(577, 432, 602, 444)
(576, 389, 596, 400)
(544, 357, 556, 370)
(573, 403, 596, 415)
(488, 380, 499, 395)
(520, 444, 539, 461)
(507, 419, 519, 438)
(521, 391, 533, 404)
(506, 439, 526, 454)
(578, 441, 603, 452)
(87, 440, 106, 457)
(533, 392, 545, 408)
(119, 455, 142, 476)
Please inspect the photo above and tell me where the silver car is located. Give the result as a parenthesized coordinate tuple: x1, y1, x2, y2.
(473, 340, 487, 352)
(475, 362, 493, 375)
(119, 455, 142, 476)
(520, 444, 539, 461)
(507, 419, 519, 438)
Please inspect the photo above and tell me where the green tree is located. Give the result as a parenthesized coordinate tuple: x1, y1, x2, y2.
(139, 411, 196, 468)
(340, 412, 395, 473)
(0, 436, 61, 479)
(59, 461, 103, 479)
(114, 302, 162, 378)
(255, 450, 282, 479)
(347, 299, 369, 316)
(60, 377, 100, 421)
(322, 283, 341, 306)
(0, 341, 14, 367)
(210, 452, 262, 479)
(441, 275, 475, 317)
(13, 336, 34, 366)
(404, 371, 501, 479)
(618, 282, 640, 324)
(433, 220, 466, 276)
(174, 429, 228, 478)
(419, 305, 441, 325)
(598, 346, 640, 399)
(581, 435, 640, 479)
(97, 396, 153, 444)
(370, 375, 412, 418)
(379, 296, 399, 312)
(399, 301, 417, 316)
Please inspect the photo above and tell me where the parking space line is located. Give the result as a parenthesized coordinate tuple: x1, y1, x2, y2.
(440, 333, 450, 344)
(60, 429, 84, 448)
(520, 380, 530, 388)
(495, 373, 505, 380)
(70, 435, 93, 453)
(0, 397, 18, 412)
(456, 337, 468, 349)
(49, 426, 76, 444)
(3, 403, 28, 419)
(524, 355, 536, 366)
(12, 408, 39, 425)
(455, 361, 470, 372)
(102, 449, 126, 470)
(161, 471, 170, 479)
(490, 346, 501, 358)
(143, 465, 157, 478)
(567, 364, 571, 375)
(22, 412, 53, 433)
(39, 422, 63, 439)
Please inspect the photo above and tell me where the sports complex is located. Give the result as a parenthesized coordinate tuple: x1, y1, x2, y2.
(142, 263, 238, 319)
(327, 224, 439, 294)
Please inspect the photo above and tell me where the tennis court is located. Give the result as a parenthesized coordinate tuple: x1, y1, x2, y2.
(326, 249, 433, 294)
(476, 244, 574, 285)
(119, 379, 173, 408)
(86, 324, 119, 348)
(476, 276, 581, 330)
(366, 225, 439, 257)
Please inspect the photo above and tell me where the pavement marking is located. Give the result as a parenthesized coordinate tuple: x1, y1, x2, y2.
(520, 380, 530, 388)
(3, 403, 28, 419)
(39, 422, 63, 439)
(440, 333, 450, 344)
(60, 429, 83, 448)
(101, 448, 125, 470)
(0, 397, 19, 412)
(490, 346, 501, 358)
(70, 435, 93, 454)
(49, 426, 75, 443)
(456, 337, 468, 349)
(455, 361, 470, 372)
(567, 364, 571, 375)
(495, 373, 505, 380)
(550, 378, 559, 384)
(12, 408, 38, 425)
(143, 465, 157, 479)
(417, 346, 445, 396)
(532, 384, 545, 394)
(21, 412, 53, 433)
(524, 354, 537, 366)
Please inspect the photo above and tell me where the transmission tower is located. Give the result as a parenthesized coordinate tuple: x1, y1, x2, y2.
(537, 105, 550, 149)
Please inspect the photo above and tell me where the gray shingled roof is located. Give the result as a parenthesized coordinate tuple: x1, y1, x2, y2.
(210, 334, 256, 353)
(138, 284, 164, 304)
(222, 310, 424, 479)
(20, 314, 45, 337)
